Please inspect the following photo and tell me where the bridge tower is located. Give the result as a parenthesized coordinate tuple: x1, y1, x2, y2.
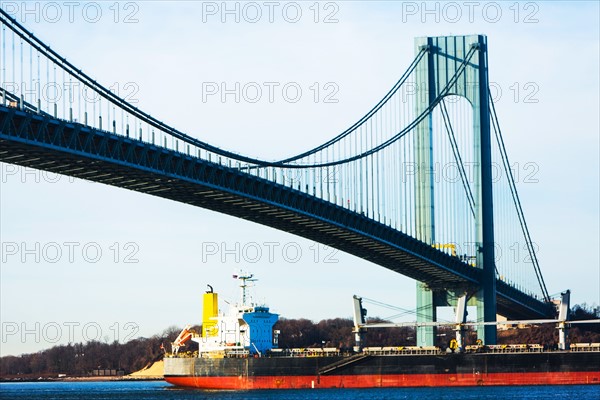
(414, 35, 497, 345)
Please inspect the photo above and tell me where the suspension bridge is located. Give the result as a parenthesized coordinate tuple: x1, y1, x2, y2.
(0, 10, 558, 345)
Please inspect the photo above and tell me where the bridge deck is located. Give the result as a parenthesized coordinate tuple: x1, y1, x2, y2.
(0, 106, 555, 320)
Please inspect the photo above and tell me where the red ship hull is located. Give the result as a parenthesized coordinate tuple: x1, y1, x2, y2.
(166, 371, 600, 389)
(164, 350, 600, 390)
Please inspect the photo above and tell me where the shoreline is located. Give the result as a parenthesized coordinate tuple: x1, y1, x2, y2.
(0, 360, 166, 383)
(1, 376, 164, 383)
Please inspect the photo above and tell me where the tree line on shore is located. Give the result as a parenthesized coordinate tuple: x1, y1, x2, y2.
(1, 304, 598, 379)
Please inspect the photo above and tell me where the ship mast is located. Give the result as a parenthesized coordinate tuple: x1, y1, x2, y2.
(235, 271, 257, 307)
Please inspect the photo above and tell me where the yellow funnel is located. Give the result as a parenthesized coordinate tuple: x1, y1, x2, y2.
(202, 292, 218, 337)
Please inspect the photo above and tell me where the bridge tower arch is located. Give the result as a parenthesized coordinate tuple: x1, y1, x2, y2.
(414, 35, 496, 345)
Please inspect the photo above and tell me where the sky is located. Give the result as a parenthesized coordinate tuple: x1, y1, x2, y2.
(0, 1, 598, 356)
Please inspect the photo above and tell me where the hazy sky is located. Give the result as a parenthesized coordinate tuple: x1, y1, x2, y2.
(1, 1, 598, 356)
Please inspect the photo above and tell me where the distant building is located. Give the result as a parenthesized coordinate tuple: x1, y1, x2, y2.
(90, 369, 124, 377)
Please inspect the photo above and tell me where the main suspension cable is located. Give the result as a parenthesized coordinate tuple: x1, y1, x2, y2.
(0, 9, 426, 168)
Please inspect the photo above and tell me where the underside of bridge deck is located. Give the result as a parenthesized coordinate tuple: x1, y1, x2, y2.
(0, 107, 556, 320)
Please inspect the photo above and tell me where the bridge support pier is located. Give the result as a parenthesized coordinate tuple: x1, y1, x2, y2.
(414, 36, 438, 348)
(416, 283, 437, 346)
(474, 34, 497, 345)
(414, 34, 497, 346)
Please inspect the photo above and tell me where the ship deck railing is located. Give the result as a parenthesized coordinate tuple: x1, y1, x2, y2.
(362, 346, 442, 355)
(464, 344, 544, 353)
(570, 343, 600, 352)
(486, 344, 544, 353)
(268, 348, 341, 357)
(164, 351, 198, 358)
(224, 350, 251, 358)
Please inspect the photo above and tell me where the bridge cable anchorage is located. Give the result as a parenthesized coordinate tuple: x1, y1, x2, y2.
(489, 95, 550, 302)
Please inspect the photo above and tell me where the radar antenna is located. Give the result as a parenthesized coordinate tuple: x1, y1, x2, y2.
(233, 271, 257, 306)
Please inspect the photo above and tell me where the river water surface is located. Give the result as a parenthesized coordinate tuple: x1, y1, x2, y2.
(1, 381, 599, 400)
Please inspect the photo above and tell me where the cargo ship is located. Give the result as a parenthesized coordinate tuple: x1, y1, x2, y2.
(164, 274, 600, 389)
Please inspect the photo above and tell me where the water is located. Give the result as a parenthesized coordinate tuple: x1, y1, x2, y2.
(0, 381, 598, 400)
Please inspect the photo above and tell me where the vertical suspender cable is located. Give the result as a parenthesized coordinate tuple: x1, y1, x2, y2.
(489, 96, 549, 301)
